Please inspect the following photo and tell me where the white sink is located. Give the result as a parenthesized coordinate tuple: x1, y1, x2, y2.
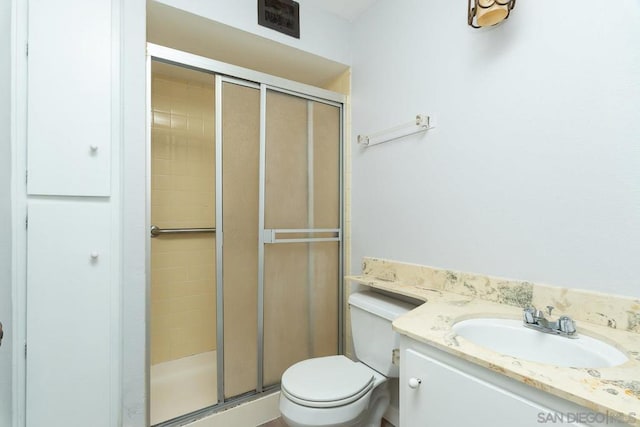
(452, 318, 628, 368)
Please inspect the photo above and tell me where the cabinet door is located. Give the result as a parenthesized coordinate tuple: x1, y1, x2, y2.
(400, 349, 582, 427)
(27, 0, 112, 196)
(26, 200, 112, 427)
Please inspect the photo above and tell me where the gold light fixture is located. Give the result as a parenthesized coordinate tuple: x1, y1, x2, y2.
(468, 0, 516, 28)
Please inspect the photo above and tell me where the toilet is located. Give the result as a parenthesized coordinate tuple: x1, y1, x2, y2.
(279, 291, 417, 427)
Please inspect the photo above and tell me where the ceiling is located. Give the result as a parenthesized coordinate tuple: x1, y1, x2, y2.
(303, 0, 377, 21)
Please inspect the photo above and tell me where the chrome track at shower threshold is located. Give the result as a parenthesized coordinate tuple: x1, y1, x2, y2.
(152, 385, 282, 427)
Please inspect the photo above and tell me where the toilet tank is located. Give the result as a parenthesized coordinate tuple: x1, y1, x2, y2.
(348, 291, 418, 377)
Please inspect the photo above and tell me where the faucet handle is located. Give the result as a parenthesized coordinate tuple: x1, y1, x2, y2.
(559, 316, 576, 335)
(523, 307, 536, 324)
(546, 306, 554, 316)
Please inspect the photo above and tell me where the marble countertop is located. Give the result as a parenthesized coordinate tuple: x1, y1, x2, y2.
(347, 275, 640, 425)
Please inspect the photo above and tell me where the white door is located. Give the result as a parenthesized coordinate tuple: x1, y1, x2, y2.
(26, 200, 112, 427)
(27, 0, 112, 196)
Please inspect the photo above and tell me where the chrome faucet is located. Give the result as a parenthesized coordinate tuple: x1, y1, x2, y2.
(523, 306, 576, 338)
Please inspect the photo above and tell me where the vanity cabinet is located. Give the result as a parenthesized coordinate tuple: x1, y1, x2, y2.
(401, 347, 551, 427)
(399, 338, 629, 427)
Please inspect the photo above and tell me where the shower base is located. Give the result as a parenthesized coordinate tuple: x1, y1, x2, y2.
(150, 351, 218, 425)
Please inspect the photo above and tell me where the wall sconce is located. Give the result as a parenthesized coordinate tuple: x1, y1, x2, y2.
(468, 0, 516, 28)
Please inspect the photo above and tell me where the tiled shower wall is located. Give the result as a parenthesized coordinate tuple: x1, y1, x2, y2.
(150, 70, 217, 365)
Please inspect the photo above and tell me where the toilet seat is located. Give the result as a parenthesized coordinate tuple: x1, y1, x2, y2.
(281, 355, 375, 408)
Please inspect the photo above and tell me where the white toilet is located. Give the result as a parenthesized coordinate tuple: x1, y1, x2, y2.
(279, 291, 417, 427)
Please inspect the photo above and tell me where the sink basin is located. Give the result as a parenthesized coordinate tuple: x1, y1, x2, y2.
(452, 318, 628, 368)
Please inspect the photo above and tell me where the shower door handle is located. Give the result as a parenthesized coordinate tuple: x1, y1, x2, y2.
(150, 225, 216, 237)
(0, 321, 3, 347)
(263, 228, 341, 244)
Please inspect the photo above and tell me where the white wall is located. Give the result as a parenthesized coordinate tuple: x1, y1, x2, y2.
(121, 0, 148, 425)
(351, 0, 640, 298)
(152, 0, 351, 65)
(0, 0, 12, 425)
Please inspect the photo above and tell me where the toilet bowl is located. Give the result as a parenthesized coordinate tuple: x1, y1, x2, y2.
(279, 291, 417, 427)
(280, 355, 389, 427)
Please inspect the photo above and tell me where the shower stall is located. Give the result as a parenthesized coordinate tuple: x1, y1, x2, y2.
(147, 45, 344, 425)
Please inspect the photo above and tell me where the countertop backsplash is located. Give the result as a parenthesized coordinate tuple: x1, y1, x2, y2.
(361, 257, 640, 334)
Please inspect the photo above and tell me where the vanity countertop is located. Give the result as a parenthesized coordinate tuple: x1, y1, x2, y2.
(347, 274, 640, 425)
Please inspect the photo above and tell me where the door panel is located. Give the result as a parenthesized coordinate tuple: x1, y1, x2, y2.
(264, 92, 340, 231)
(263, 242, 339, 386)
(27, 0, 112, 196)
(27, 200, 111, 427)
(264, 91, 309, 229)
(262, 89, 341, 386)
(221, 81, 261, 398)
(312, 102, 341, 229)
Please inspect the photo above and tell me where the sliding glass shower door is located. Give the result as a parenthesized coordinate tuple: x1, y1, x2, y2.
(219, 79, 260, 399)
(262, 90, 342, 387)
(148, 49, 343, 425)
(220, 83, 343, 395)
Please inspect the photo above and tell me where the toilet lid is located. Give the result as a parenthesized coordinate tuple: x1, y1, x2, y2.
(281, 355, 375, 408)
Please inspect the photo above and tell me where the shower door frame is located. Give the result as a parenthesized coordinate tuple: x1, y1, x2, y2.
(146, 43, 345, 426)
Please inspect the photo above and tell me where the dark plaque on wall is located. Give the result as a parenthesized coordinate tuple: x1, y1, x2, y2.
(258, 0, 300, 39)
